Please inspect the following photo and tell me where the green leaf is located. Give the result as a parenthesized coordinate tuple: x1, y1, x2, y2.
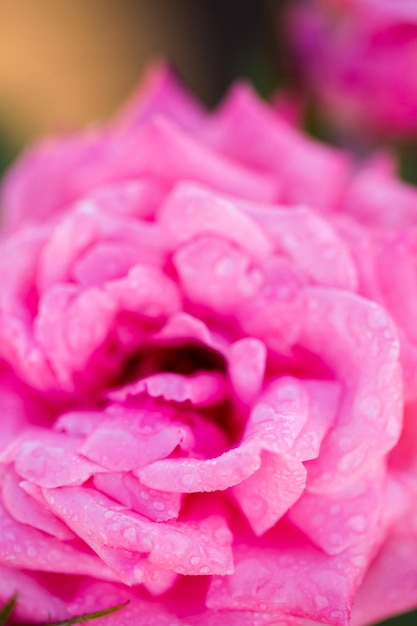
(0, 596, 128, 626)
(0, 594, 17, 626)
(37, 601, 129, 626)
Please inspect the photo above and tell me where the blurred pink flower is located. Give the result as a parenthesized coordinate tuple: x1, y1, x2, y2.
(0, 63, 416, 625)
(286, 0, 417, 138)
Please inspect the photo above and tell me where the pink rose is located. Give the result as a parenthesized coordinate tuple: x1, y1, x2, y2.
(285, 0, 417, 138)
(0, 62, 415, 625)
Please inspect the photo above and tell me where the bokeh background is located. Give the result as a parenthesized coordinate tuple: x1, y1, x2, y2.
(0, 0, 278, 170)
(0, 1, 416, 624)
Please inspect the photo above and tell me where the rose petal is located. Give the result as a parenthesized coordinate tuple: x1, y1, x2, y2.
(136, 376, 309, 493)
(42, 486, 234, 577)
(233, 452, 307, 536)
(289, 464, 386, 555)
(299, 288, 402, 492)
(2, 467, 75, 540)
(174, 234, 262, 316)
(107, 371, 227, 407)
(159, 183, 273, 257)
(0, 566, 68, 623)
(2, 429, 103, 487)
(0, 500, 114, 580)
(35, 283, 117, 390)
(93, 472, 182, 522)
(351, 500, 417, 626)
(241, 204, 357, 291)
(115, 61, 206, 133)
(118, 116, 279, 203)
(228, 337, 267, 405)
(204, 83, 351, 210)
(79, 409, 193, 472)
(105, 263, 182, 318)
(84, 178, 166, 220)
(207, 526, 373, 626)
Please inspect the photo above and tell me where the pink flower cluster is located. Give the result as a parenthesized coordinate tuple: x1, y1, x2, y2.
(0, 64, 416, 625)
(286, 0, 417, 138)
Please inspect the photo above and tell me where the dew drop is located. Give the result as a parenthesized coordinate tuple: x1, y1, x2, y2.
(123, 527, 137, 544)
(181, 473, 195, 486)
(348, 515, 367, 533)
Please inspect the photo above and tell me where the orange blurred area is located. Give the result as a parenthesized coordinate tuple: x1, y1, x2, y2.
(0, 0, 210, 145)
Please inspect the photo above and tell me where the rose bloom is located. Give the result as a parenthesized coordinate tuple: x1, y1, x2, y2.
(0, 63, 417, 626)
(285, 0, 417, 139)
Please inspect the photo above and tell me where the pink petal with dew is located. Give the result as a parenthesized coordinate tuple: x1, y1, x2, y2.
(135, 561, 178, 596)
(37, 206, 101, 290)
(35, 283, 117, 390)
(2, 467, 75, 540)
(38, 204, 168, 291)
(115, 61, 206, 133)
(351, 499, 417, 626)
(75, 539, 177, 589)
(289, 463, 386, 555)
(105, 263, 182, 317)
(0, 500, 115, 580)
(159, 183, 273, 257)
(231, 379, 339, 535)
(0, 229, 57, 389)
(335, 216, 417, 401)
(136, 376, 309, 493)
(239, 203, 357, 291)
(204, 83, 351, 210)
(0, 566, 68, 624)
(42, 486, 234, 577)
(35, 265, 181, 391)
(298, 288, 402, 492)
(236, 257, 306, 352)
(291, 379, 341, 462)
(233, 451, 307, 536)
(54, 409, 108, 437)
(107, 371, 227, 407)
(93, 472, 182, 522)
(228, 337, 267, 405)
(187, 609, 303, 625)
(207, 526, 374, 626)
(72, 236, 165, 287)
(373, 230, 417, 344)
(2, 429, 104, 488)
(174, 234, 263, 316)
(79, 409, 193, 472)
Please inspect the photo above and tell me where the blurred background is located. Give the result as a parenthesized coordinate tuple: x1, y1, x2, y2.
(0, 0, 279, 171)
(0, 1, 416, 624)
